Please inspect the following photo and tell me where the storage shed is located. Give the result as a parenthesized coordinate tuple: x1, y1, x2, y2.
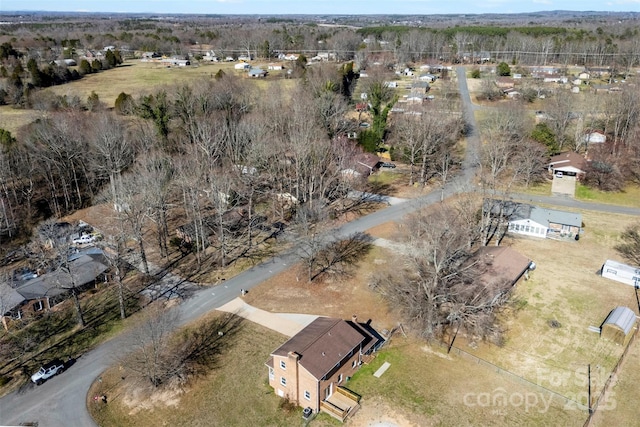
(601, 259, 640, 287)
(601, 306, 637, 346)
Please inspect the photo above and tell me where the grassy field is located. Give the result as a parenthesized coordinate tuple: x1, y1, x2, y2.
(456, 209, 637, 401)
(43, 60, 294, 106)
(0, 59, 295, 134)
(346, 341, 584, 427)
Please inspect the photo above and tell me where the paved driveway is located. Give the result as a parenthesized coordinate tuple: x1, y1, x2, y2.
(551, 175, 576, 196)
(217, 298, 319, 337)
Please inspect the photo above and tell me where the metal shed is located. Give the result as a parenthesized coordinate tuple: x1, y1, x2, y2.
(601, 306, 637, 346)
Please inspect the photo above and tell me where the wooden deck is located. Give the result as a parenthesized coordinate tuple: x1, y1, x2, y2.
(321, 386, 361, 422)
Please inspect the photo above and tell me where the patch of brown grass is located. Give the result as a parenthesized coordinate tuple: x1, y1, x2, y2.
(88, 315, 324, 427)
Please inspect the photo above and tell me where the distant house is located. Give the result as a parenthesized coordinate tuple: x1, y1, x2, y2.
(600, 306, 637, 346)
(203, 51, 218, 62)
(543, 74, 568, 84)
(265, 316, 384, 420)
(583, 131, 606, 145)
(234, 62, 251, 70)
(548, 151, 588, 178)
(383, 81, 398, 88)
(601, 259, 640, 288)
(267, 63, 284, 70)
(161, 57, 190, 67)
(496, 77, 515, 89)
(53, 59, 77, 66)
(485, 199, 582, 240)
(141, 51, 160, 59)
(503, 88, 521, 98)
(411, 81, 430, 92)
(418, 73, 437, 82)
(406, 92, 426, 104)
(248, 68, 267, 78)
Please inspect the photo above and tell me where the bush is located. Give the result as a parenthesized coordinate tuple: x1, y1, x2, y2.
(471, 68, 481, 79)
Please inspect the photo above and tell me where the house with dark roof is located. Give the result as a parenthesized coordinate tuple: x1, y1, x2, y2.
(548, 151, 588, 178)
(473, 246, 533, 286)
(265, 316, 384, 420)
(1, 250, 109, 329)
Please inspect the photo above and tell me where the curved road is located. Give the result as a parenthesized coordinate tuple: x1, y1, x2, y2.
(1, 67, 638, 427)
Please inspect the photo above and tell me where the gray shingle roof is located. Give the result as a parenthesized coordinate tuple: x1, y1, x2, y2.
(15, 253, 108, 300)
(529, 206, 582, 228)
(0, 282, 27, 315)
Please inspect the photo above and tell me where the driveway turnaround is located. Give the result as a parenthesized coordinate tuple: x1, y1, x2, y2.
(217, 298, 319, 337)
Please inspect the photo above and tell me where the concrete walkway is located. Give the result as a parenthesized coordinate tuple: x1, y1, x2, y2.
(216, 298, 319, 337)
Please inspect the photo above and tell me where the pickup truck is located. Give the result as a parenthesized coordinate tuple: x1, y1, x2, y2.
(31, 359, 65, 385)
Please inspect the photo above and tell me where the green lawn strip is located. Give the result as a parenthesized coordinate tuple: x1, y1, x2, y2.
(575, 184, 640, 208)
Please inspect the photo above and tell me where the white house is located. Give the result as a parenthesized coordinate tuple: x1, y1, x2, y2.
(507, 205, 581, 239)
(485, 200, 582, 240)
(601, 260, 640, 287)
(418, 73, 436, 82)
(234, 62, 251, 70)
(267, 63, 284, 70)
(583, 131, 606, 145)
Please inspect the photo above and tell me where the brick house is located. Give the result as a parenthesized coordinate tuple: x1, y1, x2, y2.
(265, 316, 384, 420)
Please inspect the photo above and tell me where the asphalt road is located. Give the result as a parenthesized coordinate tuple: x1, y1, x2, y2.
(1, 67, 638, 426)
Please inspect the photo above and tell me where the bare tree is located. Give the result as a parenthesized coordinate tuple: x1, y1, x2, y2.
(370, 203, 510, 340)
(615, 223, 640, 267)
(88, 112, 135, 212)
(121, 302, 178, 387)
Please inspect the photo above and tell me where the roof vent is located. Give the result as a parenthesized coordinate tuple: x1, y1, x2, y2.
(322, 352, 326, 357)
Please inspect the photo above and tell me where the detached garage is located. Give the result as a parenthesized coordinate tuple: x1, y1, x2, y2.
(601, 306, 637, 346)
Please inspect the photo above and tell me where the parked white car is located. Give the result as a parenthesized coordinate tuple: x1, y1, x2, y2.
(72, 234, 97, 245)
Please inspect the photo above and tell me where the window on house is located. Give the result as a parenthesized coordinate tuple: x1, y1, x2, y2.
(304, 391, 311, 400)
(32, 300, 44, 312)
(269, 368, 274, 380)
(352, 360, 357, 368)
(338, 374, 343, 383)
(280, 377, 287, 386)
(280, 360, 286, 370)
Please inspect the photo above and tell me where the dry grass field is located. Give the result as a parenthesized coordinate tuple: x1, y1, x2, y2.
(43, 60, 294, 106)
(456, 210, 637, 400)
(0, 59, 294, 134)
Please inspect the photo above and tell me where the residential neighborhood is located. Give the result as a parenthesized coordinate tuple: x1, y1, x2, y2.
(0, 7, 639, 427)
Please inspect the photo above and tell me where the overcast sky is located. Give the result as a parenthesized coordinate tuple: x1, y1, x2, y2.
(2, 0, 639, 15)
